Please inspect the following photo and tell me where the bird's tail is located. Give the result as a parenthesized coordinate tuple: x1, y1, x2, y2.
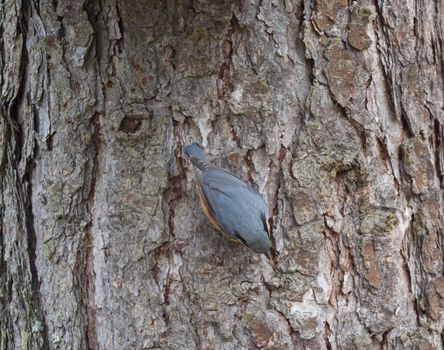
(184, 143, 211, 171)
(184, 143, 208, 161)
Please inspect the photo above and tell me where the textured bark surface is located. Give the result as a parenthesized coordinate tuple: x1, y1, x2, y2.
(1, 0, 443, 349)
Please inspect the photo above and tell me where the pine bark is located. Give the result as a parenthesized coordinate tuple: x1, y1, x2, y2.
(1, 0, 443, 349)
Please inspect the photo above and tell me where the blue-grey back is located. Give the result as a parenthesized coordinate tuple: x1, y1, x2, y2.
(199, 167, 268, 244)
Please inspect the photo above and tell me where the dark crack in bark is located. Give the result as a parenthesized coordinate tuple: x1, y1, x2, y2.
(8, 1, 50, 348)
(81, 2, 104, 348)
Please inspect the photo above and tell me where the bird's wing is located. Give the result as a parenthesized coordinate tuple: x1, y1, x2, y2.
(199, 167, 268, 243)
(195, 179, 245, 244)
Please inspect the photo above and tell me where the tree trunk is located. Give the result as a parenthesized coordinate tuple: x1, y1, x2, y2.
(1, 0, 443, 349)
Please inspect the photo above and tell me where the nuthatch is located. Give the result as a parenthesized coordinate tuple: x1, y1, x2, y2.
(184, 143, 271, 258)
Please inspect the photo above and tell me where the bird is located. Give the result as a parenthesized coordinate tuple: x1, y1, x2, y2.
(184, 143, 271, 258)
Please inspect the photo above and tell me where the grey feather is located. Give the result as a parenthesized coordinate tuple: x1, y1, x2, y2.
(184, 143, 208, 163)
(184, 143, 271, 257)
